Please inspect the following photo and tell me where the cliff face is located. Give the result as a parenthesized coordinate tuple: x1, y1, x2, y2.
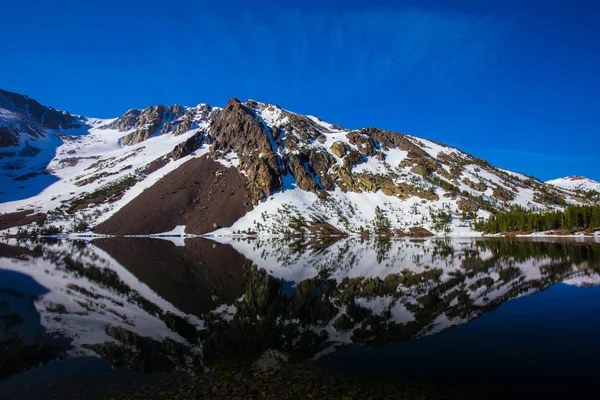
(100, 104, 213, 146)
(0, 88, 83, 148)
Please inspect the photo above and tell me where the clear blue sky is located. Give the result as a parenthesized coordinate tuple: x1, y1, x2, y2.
(1, 0, 598, 181)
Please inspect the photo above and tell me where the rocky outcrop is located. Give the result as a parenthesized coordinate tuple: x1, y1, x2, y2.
(343, 149, 365, 169)
(173, 119, 194, 136)
(287, 154, 321, 192)
(330, 142, 349, 158)
(117, 105, 186, 145)
(362, 127, 428, 158)
(457, 197, 480, 213)
(170, 131, 204, 160)
(492, 186, 515, 202)
(463, 178, 487, 192)
(307, 149, 335, 190)
(103, 109, 142, 131)
(283, 112, 323, 141)
(209, 97, 282, 201)
(346, 131, 378, 157)
(102, 104, 212, 146)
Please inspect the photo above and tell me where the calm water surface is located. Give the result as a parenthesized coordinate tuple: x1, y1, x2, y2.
(1, 236, 599, 399)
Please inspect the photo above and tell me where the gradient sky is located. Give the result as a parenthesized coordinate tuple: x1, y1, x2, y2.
(1, 0, 598, 181)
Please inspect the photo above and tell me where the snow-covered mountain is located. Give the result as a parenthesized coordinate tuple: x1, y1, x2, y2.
(0, 88, 594, 236)
(546, 176, 600, 193)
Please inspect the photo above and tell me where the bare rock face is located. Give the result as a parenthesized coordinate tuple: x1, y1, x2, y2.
(346, 131, 378, 157)
(170, 132, 204, 160)
(287, 154, 321, 192)
(343, 149, 366, 169)
(330, 142, 349, 158)
(102, 104, 212, 146)
(173, 119, 194, 136)
(104, 109, 143, 131)
(116, 105, 186, 146)
(209, 97, 282, 200)
(361, 127, 428, 158)
(307, 149, 335, 190)
(291, 116, 323, 140)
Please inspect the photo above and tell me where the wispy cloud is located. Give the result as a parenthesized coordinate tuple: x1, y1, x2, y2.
(183, 5, 515, 99)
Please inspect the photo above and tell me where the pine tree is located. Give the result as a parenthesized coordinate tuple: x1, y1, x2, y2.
(373, 206, 391, 235)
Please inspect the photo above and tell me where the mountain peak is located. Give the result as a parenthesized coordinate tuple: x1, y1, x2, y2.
(227, 96, 242, 105)
(1, 89, 598, 237)
(546, 176, 600, 192)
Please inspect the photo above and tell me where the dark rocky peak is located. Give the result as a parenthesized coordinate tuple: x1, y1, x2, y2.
(210, 98, 340, 198)
(346, 131, 379, 157)
(210, 98, 271, 154)
(209, 97, 282, 200)
(225, 96, 242, 108)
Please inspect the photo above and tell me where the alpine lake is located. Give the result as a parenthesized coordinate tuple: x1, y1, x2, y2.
(1, 235, 599, 399)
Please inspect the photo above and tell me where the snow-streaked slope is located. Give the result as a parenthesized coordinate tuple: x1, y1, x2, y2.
(0, 93, 594, 237)
(0, 107, 215, 232)
(547, 176, 600, 193)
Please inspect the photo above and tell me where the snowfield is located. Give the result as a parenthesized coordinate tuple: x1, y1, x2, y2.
(546, 176, 600, 193)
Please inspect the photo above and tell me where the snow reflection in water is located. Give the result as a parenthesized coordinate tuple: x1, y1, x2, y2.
(1, 237, 599, 380)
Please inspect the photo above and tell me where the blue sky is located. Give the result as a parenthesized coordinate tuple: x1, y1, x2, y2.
(1, 0, 598, 181)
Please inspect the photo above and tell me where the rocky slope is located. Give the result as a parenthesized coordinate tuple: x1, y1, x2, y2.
(0, 88, 596, 236)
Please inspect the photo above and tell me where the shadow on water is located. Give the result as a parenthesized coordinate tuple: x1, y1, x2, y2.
(0, 236, 599, 398)
(0, 269, 72, 381)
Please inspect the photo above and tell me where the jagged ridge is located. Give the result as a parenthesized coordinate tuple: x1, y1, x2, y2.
(0, 89, 597, 236)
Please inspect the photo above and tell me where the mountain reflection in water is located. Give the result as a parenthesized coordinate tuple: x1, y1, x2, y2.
(1, 236, 599, 399)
